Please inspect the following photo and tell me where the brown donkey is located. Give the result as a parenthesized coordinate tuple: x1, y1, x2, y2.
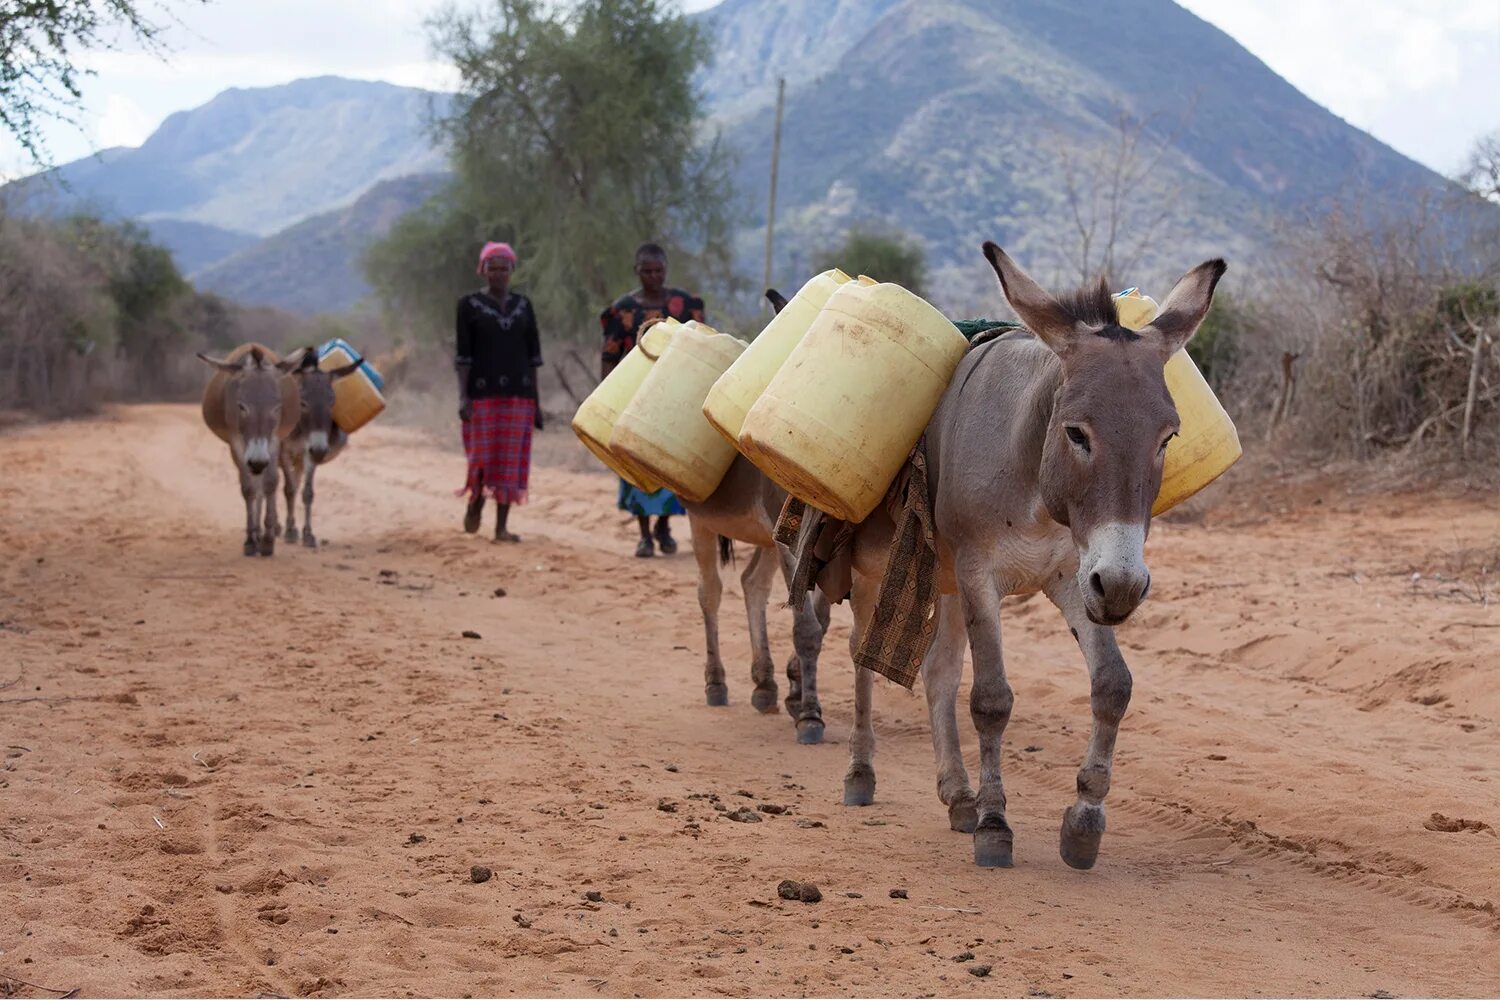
(839, 243, 1225, 869)
(679, 290, 832, 743)
(198, 344, 299, 556)
(277, 348, 363, 548)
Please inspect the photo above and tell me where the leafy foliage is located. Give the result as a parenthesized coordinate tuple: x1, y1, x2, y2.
(0, 1, 198, 166)
(813, 225, 927, 295)
(365, 0, 739, 342)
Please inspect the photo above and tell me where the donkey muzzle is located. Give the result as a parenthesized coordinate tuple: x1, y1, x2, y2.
(243, 438, 273, 475)
(1079, 522, 1151, 626)
(308, 431, 330, 462)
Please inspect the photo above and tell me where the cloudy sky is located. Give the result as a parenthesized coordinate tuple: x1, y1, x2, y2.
(2, 0, 1496, 179)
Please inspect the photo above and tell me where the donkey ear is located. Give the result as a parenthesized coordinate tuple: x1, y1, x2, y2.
(197, 352, 243, 374)
(765, 288, 789, 314)
(982, 242, 1079, 355)
(330, 359, 364, 379)
(1140, 259, 1227, 358)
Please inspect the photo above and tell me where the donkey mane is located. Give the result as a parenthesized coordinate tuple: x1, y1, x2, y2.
(1056, 278, 1138, 341)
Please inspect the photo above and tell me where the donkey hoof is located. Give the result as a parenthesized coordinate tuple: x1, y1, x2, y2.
(783, 695, 802, 720)
(842, 765, 876, 806)
(284, 525, 298, 542)
(302, 532, 318, 549)
(258, 535, 275, 557)
(751, 683, 779, 714)
(974, 818, 1015, 868)
(243, 538, 258, 557)
(1059, 804, 1105, 870)
(948, 797, 979, 834)
(705, 683, 729, 707)
(796, 716, 824, 745)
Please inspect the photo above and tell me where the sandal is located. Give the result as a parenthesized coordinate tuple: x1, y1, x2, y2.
(654, 524, 678, 555)
(635, 537, 655, 559)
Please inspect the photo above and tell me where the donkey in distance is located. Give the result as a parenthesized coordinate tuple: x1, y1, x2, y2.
(198, 344, 300, 556)
(277, 348, 363, 548)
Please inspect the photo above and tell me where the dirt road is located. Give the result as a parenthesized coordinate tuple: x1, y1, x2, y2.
(2, 404, 1496, 997)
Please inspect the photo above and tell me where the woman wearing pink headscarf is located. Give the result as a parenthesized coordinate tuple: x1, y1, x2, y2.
(456, 241, 543, 542)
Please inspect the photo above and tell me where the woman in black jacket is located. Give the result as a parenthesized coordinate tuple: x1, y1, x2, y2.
(456, 241, 543, 542)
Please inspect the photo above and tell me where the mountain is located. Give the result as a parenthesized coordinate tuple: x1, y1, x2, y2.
(694, 0, 1460, 305)
(3, 3, 1472, 315)
(6, 76, 447, 239)
(192, 173, 446, 314)
(140, 219, 260, 275)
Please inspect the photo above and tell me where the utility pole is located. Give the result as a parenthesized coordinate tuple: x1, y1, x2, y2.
(762, 77, 786, 309)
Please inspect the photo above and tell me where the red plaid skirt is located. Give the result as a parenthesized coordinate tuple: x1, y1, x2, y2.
(459, 397, 534, 504)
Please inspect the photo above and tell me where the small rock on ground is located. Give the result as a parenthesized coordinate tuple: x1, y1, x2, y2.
(470, 865, 492, 884)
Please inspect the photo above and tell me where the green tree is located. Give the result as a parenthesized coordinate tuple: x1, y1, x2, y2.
(813, 225, 928, 296)
(366, 0, 738, 340)
(1187, 290, 1246, 393)
(0, 1, 203, 166)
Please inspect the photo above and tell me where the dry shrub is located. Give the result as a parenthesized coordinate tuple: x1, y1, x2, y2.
(1213, 194, 1498, 477)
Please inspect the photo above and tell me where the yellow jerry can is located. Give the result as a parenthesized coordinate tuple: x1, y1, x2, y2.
(571, 318, 680, 491)
(1113, 288, 1242, 515)
(609, 321, 749, 504)
(317, 339, 386, 433)
(703, 267, 852, 446)
(737, 280, 968, 523)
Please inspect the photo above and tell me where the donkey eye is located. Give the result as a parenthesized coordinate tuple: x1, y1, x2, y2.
(1159, 432, 1178, 454)
(1065, 425, 1092, 453)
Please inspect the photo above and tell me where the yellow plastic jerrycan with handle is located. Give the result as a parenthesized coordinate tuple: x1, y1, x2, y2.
(738, 280, 968, 523)
(1114, 288, 1242, 515)
(610, 321, 749, 504)
(571, 318, 680, 491)
(703, 267, 853, 445)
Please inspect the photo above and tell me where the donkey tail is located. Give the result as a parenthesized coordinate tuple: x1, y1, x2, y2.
(718, 536, 735, 566)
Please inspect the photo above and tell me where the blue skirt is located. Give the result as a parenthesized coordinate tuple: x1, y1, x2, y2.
(618, 478, 685, 517)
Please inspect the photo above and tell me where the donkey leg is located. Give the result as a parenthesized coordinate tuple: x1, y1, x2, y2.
(690, 517, 729, 706)
(843, 571, 879, 806)
(742, 546, 780, 714)
(1045, 577, 1133, 870)
(777, 546, 804, 718)
(302, 462, 318, 547)
(258, 464, 279, 557)
(282, 451, 300, 541)
(240, 465, 259, 557)
(777, 544, 826, 742)
(924, 594, 977, 833)
(959, 557, 1015, 867)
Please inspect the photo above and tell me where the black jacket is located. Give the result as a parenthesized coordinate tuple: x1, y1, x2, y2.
(456, 291, 542, 399)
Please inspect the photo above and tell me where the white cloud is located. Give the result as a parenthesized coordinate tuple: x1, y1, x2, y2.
(1177, 0, 1500, 172)
(95, 94, 154, 149)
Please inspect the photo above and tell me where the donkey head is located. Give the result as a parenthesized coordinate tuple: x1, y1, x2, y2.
(982, 242, 1224, 626)
(198, 347, 286, 474)
(277, 348, 362, 461)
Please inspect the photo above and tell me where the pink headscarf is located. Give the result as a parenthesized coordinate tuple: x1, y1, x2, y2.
(476, 241, 517, 274)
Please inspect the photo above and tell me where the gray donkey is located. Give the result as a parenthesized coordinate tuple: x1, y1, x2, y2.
(278, 348, 363, 548)
(198, 343, 300, 556)
(837, 243, 1225, 870)
(679, 290, 832, 744)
